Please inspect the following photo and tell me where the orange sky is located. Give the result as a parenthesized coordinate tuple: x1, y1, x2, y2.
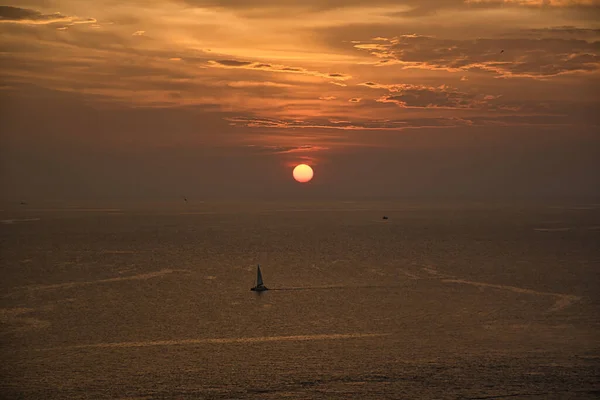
(1, 1, 599, 200)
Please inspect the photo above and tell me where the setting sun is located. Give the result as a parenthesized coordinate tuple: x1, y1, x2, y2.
(293, 164, 314, 183)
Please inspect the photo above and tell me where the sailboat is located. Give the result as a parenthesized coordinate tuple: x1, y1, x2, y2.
(250, 264, 268, 292)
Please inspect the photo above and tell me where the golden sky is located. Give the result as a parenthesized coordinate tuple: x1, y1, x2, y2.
(1, 1, 599, 200)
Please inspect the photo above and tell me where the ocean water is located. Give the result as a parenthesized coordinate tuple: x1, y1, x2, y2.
(1, 201, 599, 399)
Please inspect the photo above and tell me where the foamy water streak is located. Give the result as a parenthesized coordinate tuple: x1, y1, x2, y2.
(1, 218, 41, 224)
(534, 228, 571, 232)
(20, 269, 187, 291)
(269, 285, 399, 291)
(443, 279, 581, 312)
(41, 333, 390, 351)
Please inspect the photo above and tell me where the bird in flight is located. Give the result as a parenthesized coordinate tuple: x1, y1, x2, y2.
(500, 49, 504, 54)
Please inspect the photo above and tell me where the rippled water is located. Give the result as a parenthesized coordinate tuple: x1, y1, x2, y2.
(1, 201, 599, 399)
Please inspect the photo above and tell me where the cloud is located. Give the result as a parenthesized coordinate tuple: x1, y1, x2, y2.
(465, 0, 597, 6)
(0, 6, 95, 26)
(513, 26, 600, 40)
(209, 59, 352, 80)
(227, 81, 293, 88)
(360, 82, 486, 109)
(377, 87, 478, 109)
(213, 59, 253, 67)
(0, 6, 66, 23)
(353, 34, 600, 78)
(243, 144, 328, 154)
(179, 0, 598, 14)
(358, 81, 565, 113)
(179, 0, 415, 12)
(1, 1, 596, 139)
(225, 113, 569, 131)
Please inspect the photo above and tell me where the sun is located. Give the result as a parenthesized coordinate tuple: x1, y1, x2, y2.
(293, 164, 314, 183)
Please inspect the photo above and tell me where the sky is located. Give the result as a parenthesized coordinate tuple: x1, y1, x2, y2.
(1, 0, 599, 202)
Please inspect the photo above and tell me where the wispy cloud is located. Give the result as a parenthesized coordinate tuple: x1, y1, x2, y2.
(209, 59, 352, 80)
(180, 0, 598, 14)
(465, 0, 597, 6)
(354, 33, 600, 78)
(227, 81, 293, 88)
(359, 82, 513, 109)
(362, 83, 485, 109)
(0, 6, 96, 26)
(244, 144, 329, 154)
(226, 113, 570, 131)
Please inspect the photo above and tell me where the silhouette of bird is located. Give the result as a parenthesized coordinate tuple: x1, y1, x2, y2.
(500, 49, 504, 54)
(183, 196, 188, 203)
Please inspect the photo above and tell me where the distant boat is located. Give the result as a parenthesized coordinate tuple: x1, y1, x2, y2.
(382, 216, 388, 220)
(250, 264, 268, 292)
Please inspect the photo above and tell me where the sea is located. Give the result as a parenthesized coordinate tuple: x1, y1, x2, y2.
(1, 200, 599, 399)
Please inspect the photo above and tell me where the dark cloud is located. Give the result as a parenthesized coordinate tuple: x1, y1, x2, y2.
(0, 6, 96, 27)
(214, 59, 253, 66)
(0, 6, 65, 22)
(359, 83, 489, 109)
(354, 34, 600, 78)
(376, 85, 480, 109)
(209, 59, 351, 80)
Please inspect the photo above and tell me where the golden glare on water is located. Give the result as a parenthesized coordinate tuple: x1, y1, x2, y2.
(293, 164, 314, 183)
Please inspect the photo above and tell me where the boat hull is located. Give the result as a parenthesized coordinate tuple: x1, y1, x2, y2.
(251, 286, 268, 292)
